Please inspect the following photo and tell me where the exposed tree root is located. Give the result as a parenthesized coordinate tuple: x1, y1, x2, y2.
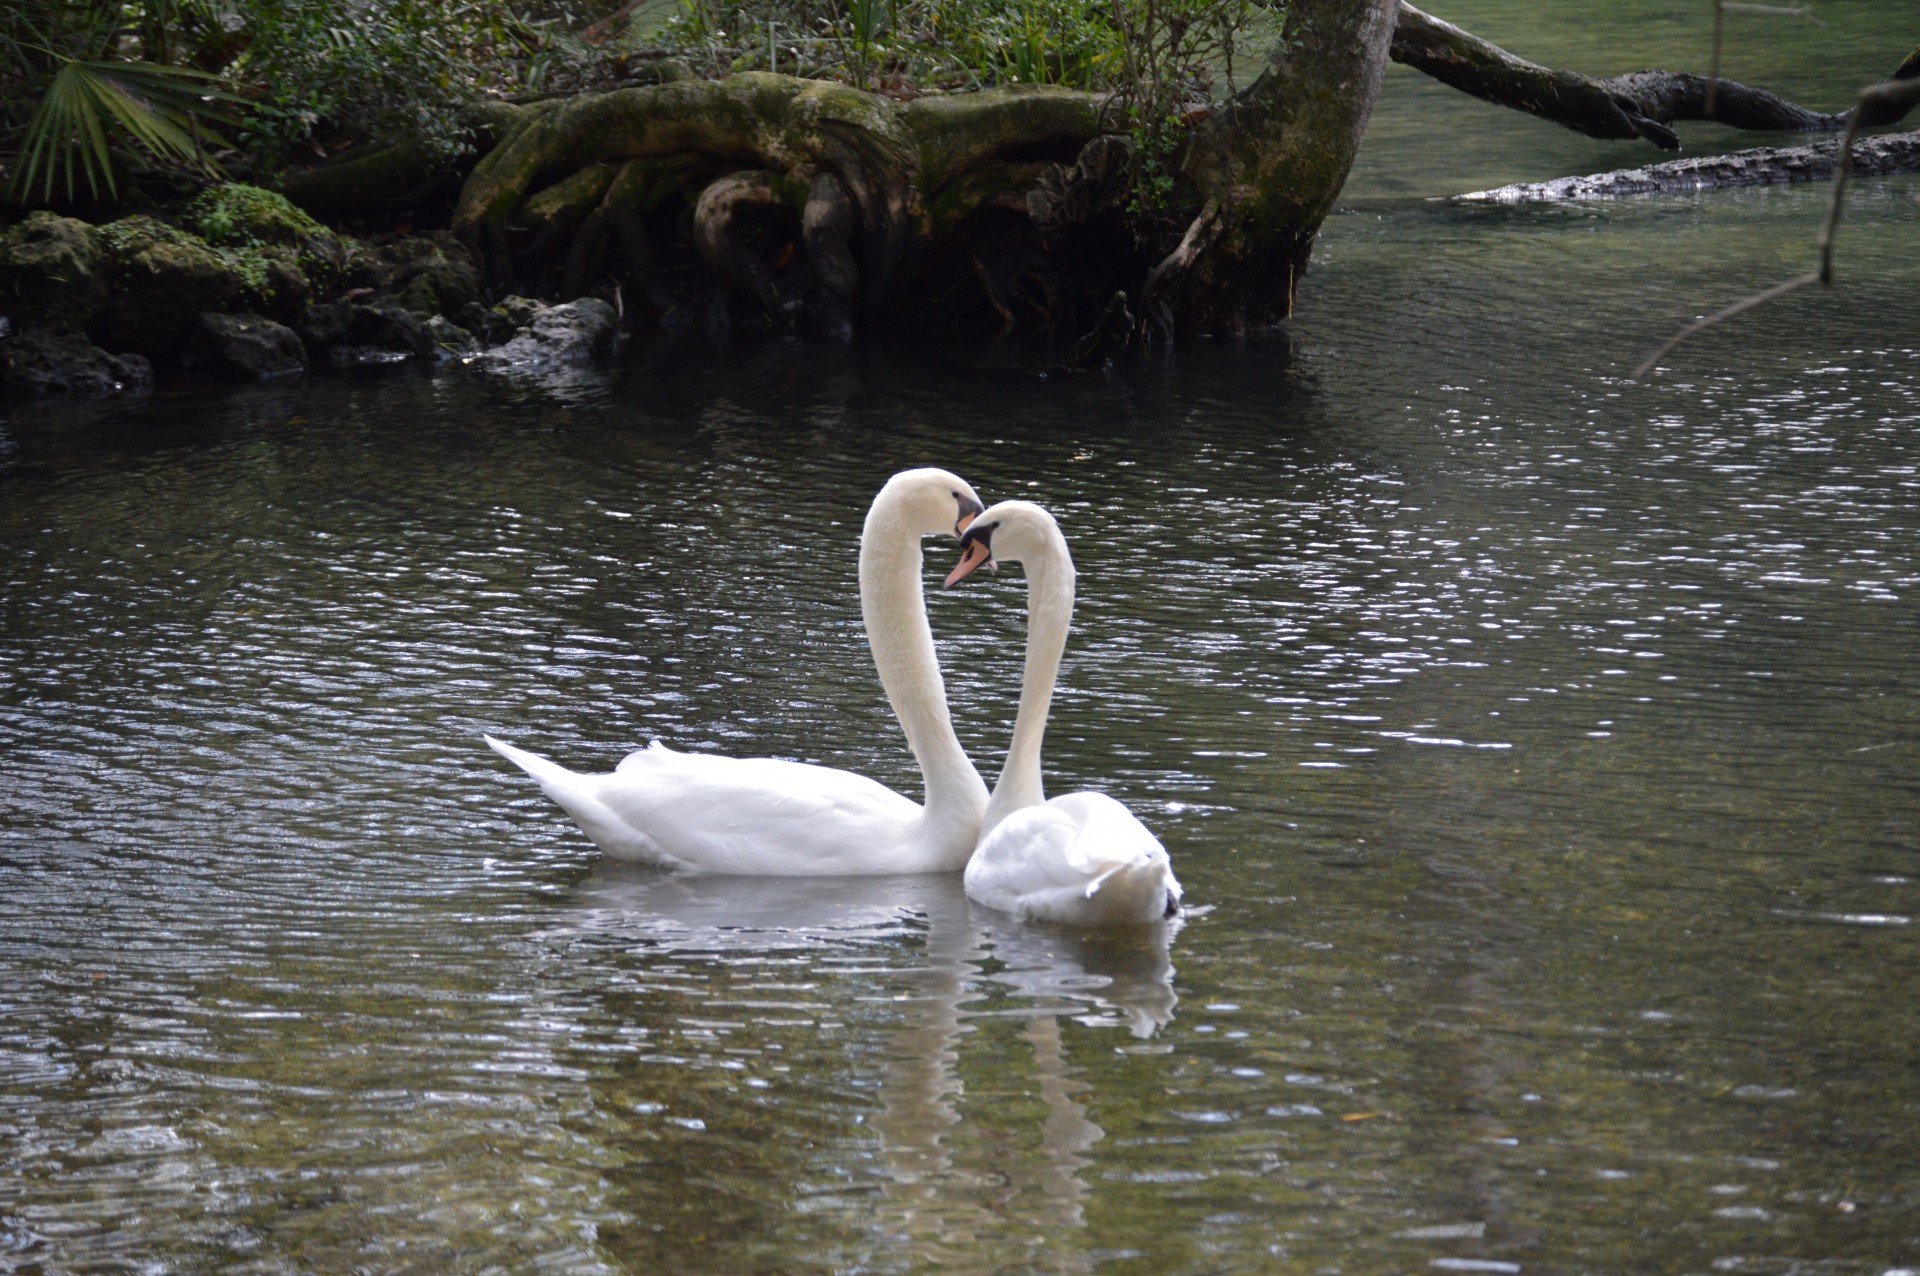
(451, 74, 1107, 335)
(438, 2, 1900, 350)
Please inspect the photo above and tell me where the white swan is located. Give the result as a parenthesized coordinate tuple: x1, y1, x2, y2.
(943, 500, 1183, 925)
(485, 468, 990, 874)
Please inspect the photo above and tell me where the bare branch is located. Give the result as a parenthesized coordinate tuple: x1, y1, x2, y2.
(1630, 272, 1819, 379)
(1634, 77, 1920, 377)
(1393, 2, 1912, 147)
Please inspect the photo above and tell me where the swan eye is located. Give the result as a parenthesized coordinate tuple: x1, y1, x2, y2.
(953, 491, 986, 535)
(958, 520, 997, 552)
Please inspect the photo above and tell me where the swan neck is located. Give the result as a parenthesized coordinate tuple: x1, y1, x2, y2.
(986, 542, 1075, 833)
(860, 501, 986, 823)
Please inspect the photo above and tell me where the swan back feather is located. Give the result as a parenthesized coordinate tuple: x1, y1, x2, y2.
(947, 500, 1184, 925)
(486, 468, 987, 875)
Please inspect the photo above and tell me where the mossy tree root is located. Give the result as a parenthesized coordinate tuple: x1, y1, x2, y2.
(450, 74, 1107, 333)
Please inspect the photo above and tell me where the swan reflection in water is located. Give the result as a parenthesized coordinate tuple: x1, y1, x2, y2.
(549, 867, 1180, 1261)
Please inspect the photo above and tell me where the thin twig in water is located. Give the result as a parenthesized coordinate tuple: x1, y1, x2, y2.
(1633, 74, 1920, 378)
(1817, 77, 1920, 280)
(1631, 272, 1820, 379)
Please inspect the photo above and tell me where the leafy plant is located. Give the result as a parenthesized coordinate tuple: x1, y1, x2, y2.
(842, 0, 892, 89)
(233, 0, 593, 167)
(933, 0, 1120, 89)
(2, 1, 243, 203)
(185, 179, 327, 246)
(1109, 0, 1263, 217)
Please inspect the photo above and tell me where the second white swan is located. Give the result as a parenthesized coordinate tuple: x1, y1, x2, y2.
(943, 500, 1183, 925)
(486, 467, 990, 874)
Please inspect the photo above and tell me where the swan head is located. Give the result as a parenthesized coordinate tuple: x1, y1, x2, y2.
(942, 499, 1066, 589)
(875, 467, 987, 539)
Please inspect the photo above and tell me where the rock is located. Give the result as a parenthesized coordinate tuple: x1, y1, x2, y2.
(292, 298, 354, 351)
(183, 185, 351, 321)
(425, 314, 480, 359)
(470, 298, 625, 374)
(185, 183, 337, 252)
(99, 216, 244, 361)
(349, 234, 481, 319)
(2, 327, 152, 398)
(454, 300, 519, 345)
(0, 212, 110, 335)
(295, 299, 436, 368)
(186, 312, 307, 380)
(495, 294, 547, 330)
(347, 302, 435, 358)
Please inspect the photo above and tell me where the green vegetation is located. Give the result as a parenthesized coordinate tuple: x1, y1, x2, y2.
(0, 0, 1270, 214)
(0, 1, 244, 201)
(184, 180, 327, 247)
(183, 179, 344, 297)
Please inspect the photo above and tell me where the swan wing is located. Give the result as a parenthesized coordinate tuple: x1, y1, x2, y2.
(488, 737, 925, 874)
(965, 791, 1182, 925)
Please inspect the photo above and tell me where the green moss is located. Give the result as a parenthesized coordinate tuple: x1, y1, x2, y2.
(0, 212, 109, 333)
(185, 183, 332, 248)
(178, 184, 347, 303)
(520, 164, 616, 227)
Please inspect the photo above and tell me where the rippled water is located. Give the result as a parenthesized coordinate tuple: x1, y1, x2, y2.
(5, 10, 1920, 1274)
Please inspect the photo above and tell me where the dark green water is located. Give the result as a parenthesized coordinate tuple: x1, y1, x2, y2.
(4, 7, 1918, 1273)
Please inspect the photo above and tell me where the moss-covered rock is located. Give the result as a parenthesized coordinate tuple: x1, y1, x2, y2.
(351, 233, 481, 319)
(98, 216, 246, 360)
(186, 183, 335, 250)
(0, 212, 110, 336)
(184, 183, 349, 315)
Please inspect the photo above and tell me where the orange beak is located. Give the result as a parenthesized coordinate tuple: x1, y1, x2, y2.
(943, 538, 994, 589)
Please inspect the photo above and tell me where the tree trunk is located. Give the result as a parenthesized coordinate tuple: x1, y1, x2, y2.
(1141, 0, 1401, 335)
(446, 1, 1902, 347)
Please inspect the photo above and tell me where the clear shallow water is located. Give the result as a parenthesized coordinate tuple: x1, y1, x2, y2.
(4, 13, 1920, 1275)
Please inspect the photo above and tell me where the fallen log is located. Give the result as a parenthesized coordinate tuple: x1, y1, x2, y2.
(1457, 128, 1920, 201)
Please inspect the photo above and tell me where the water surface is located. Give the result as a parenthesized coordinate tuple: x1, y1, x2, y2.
(4, 7, 1919, 1273)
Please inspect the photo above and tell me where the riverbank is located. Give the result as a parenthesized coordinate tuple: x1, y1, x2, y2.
(0, 187, 632, 401)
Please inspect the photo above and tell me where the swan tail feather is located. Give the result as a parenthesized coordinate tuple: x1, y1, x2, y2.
(1082, 854, 1183, 922)
(484, 734, 581, 794)
(484, 734, 660, 861)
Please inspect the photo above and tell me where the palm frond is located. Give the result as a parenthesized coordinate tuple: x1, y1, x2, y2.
(9, 57, 243, 203)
